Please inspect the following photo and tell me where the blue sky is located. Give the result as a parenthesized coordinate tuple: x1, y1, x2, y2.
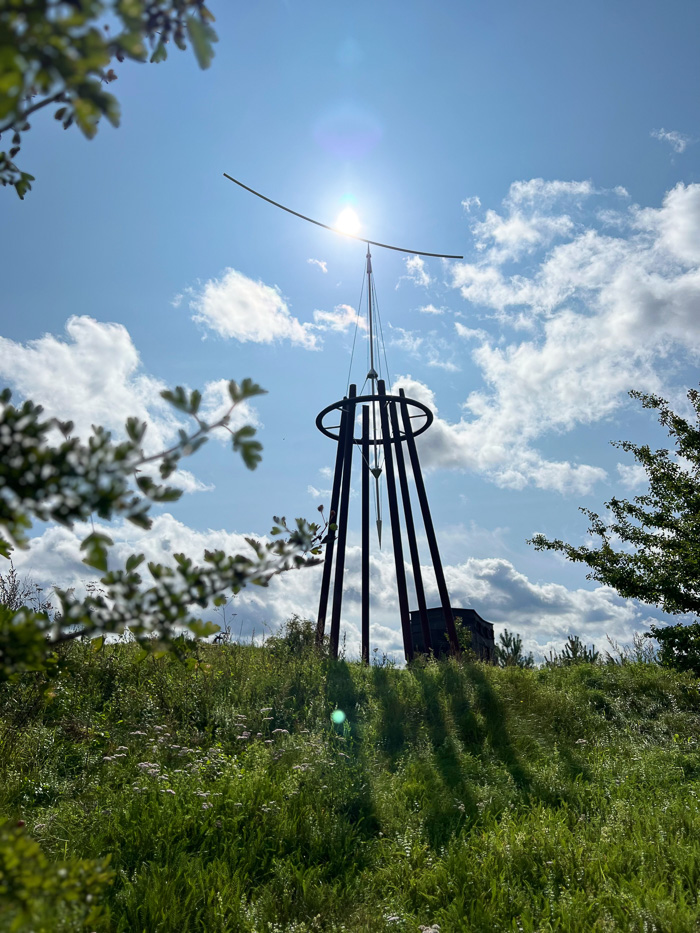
(2, 0, 699, 659)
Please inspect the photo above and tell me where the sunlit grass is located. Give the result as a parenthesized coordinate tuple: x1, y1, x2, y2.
(2, 637, 700, 931)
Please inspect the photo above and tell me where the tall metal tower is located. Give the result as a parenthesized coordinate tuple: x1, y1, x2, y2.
(314, 246, 460, 662)
(223, 173, 463, 662)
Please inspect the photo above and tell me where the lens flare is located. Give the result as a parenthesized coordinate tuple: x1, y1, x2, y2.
(335, 207, 361, 236)
(331, 709, 346, 725)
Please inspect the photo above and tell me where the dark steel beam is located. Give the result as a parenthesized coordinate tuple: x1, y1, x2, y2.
(316, 393, 350, 646)
(389, 399, 431, 654)
(399, 388, 459, 654)
(329, 384, 357, 658)
(378, 381, 413, 662)
(361, 404, 370, 664)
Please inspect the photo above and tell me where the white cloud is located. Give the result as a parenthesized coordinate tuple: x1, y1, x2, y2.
(307, 258, 328, 273)
(389, 325, 423, 354)
(393, 373, 607, 495)
(313, 304, 366, 333)
(0, 315, 181, 453)
(437, 181, 700, 492)
(616, 462, 648, 490)
(505, 178, 596, 206)
(389, 327, 460, 372)
(461, 195, 481, 213)
(187, 268, 318, 349)
(454, 321, 488, 341)
(651, 128, 692, 154)
(427, 358, 460, 373)
(0, 317, 258, 494)
(14, 516, 668, 663)
(397, 255, 432, 288)
(170, 470, 214, 494)
(418, 304, 445, 315)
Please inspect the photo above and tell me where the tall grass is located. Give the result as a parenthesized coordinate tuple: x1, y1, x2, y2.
(2, 637, 700, 931)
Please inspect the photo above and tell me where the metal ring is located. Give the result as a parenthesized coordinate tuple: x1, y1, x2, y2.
(315, 393, 434, 445)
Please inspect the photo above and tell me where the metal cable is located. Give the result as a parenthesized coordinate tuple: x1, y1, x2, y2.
(223, 173, 463, 259)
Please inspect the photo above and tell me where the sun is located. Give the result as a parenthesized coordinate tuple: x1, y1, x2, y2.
(335, 206, 361, 236)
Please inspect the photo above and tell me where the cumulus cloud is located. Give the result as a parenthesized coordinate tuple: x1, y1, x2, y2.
(313, 304, 366, 333)
(651, 128, 692, 154)
(0, 317, 258, 493)
(14, 516, 668, 663)
(418, 304, 445, 315)
(436, 181, 700, 492)
(616, 462, 649, 490)
(393, 373, 607, 495)
(187, 268, 317, 349)
(307, 258, 328, 273)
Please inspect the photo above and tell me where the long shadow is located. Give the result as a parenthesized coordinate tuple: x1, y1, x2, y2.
(461, 663, 533, 793)
(323, 659, 380, 838)
(369, 664, 412, 761)
(409, 664, 481, 847)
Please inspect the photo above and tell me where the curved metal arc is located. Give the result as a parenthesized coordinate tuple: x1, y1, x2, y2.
(223, 174, 463, 260)
(316, 393, 434, 444)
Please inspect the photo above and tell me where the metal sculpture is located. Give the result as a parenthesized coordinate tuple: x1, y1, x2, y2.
(314, 248, 460, 662)
(223, 173, 463, 662)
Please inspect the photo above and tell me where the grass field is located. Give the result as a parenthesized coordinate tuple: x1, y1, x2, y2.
(2, 631, 700, 932)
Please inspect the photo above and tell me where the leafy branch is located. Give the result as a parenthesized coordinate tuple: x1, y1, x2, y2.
(0, 378, 324, 679)
(0, 0, 218, 198)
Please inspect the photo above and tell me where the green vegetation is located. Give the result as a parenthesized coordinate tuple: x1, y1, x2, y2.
(0, 384, 322, 681)
(1, 0, 218, 198)
(531, 387, 700, 674)
(3, 633, 700, 932)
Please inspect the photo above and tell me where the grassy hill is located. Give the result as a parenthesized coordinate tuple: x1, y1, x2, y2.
(2, 632, 700, 932)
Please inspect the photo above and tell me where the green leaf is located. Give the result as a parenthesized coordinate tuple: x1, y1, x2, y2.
(73, 98, 101, 140)
(228, 379, 267, 403)
(150, 41, 168, 64)
(125, 417, 147, 444)
(80, 533, 113, 572)
(92, 635, 104, 652)
(117, 32, 148, 61)
(125, 553, 145, 572)
(186, 17, 216, 69)
(189, 619, 220, 638)
(161, 386, 189, 413)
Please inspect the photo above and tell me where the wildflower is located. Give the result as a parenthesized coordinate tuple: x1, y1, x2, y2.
(202, 802, 213, 810)
(272, 729, 289, 734)
(261, 707, 272, 712)
(163, 788, 176, 795)
(263, 717, 273, 721)
(103, 756, 115, 762)
(116, 746, 129, 751)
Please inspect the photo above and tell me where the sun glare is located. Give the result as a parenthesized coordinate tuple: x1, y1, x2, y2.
(335, 207, 361, 236)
